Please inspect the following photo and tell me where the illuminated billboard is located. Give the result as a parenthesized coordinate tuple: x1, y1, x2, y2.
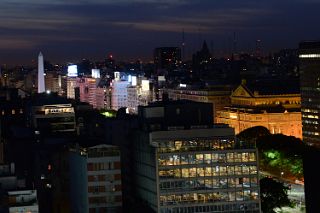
(114, 72, 120, 81)
(158, 76, 165, 81)
(142, 80, 150, 91)
(91, 69, 100, 78)
(67, 65, 78, 77)
(131, 76, 137, 86)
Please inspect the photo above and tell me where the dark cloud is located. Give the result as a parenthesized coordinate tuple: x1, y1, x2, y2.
(0, 0, 320, 65)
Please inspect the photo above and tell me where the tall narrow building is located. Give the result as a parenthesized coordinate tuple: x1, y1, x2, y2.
(38, 52, 45, 93)
(299, 41, 320, 146)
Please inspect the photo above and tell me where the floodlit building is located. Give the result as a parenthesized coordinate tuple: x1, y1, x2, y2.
(216, 80, 302, 138)
(87, 144, 122, 213)
(127, 78, 153, 114)
(78, 77, 105, 109)
(66, 65, 79, 99)
(127, 100, 261, 212)
(299, 41, 320, 146)
(111, 76, 129, 111)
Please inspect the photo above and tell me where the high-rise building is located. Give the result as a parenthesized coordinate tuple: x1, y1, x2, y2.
(125, 100, 261, 212)
(52, 144, 89, 213)
(154, 47, 181, 72)
(127, 77, 154, 114)
(299, 41, 320, 146)
(45, 73, 61, 93)
(111, 73, 129, 111)
(67, 77, 78, 99)
(87, 144, 122, 213)
(78, 77, 105, 109)
(38, 52, 45, 93)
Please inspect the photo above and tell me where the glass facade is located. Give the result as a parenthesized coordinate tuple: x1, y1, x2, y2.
(299, 41, 320, 146)
(157, 138, 260, 213)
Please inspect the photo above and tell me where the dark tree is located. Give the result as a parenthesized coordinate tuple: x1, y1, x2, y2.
(260, 177, 293, 213)
(237, 126, 271, 147)
(257, 134, 305, 156)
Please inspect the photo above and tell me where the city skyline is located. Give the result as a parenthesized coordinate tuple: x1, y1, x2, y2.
(1, 0, 320, 65)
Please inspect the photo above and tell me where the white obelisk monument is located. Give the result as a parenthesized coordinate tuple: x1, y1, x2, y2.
(38, 52, 45, 93)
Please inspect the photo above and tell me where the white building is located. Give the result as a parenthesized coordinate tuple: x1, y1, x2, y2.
(111, 80, 129, 111)
(127, 78, 153, 114)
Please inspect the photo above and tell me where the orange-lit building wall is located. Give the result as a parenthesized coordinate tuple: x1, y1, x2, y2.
(216, 83, 302, 139)
(217, 110, 302, 138)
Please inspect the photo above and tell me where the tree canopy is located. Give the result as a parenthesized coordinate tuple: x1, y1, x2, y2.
(237, 127, 306, 180)
(237, 126, 271, 142)
(260, 177, 293, 213)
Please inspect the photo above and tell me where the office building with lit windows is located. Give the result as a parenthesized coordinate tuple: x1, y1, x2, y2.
(129, 100, 261, 213)
(299, 41, 320, 146)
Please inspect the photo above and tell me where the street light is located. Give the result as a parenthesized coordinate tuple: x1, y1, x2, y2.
(280, 171, 284, 179)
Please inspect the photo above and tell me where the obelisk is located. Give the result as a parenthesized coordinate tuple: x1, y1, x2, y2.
(38, 52, 45, 93)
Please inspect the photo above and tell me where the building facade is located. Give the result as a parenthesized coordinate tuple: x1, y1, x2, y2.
(52, 145, 89, 213)
(78, 77, 105, 109)
(111, 80, 129, 111)
(154, 47, 181, 72)
(127, 79, 153, 114)
(67, 77, 77, 99)
(299, 41, 320, 146)
(216, 82, 302, 138)
(129, 101, 261, 213)
(28, 95, 76, 134)
(8, 190, 39, 213)
(87, 144, 122, 213)
(45, 73, 61, 94)
(166, 86, 232, 122)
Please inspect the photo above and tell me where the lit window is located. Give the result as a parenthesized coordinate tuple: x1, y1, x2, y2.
(299, 54, 320, 58)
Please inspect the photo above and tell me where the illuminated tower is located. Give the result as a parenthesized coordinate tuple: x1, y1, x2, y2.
(38, 52, 45, 93)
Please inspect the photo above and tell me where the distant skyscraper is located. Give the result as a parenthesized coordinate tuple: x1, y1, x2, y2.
(38, 52, 45, 93)
(299, 41, 320, 146)
(154, 47, 181, 72)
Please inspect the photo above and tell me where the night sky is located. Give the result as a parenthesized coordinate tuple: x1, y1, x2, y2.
(1, 0, 320, 65)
